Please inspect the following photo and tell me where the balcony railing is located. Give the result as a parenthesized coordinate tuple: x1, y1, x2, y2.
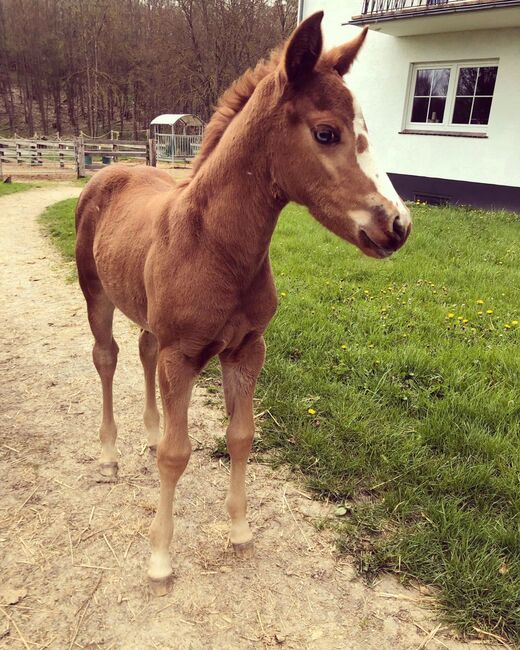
(352, 0, 520, 33)
(361, 0, 448, 14)
(359, 0, 516, 15)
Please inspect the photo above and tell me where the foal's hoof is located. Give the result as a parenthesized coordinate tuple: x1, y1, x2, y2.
(148, 445, 157, 457)
(148, 573, 174, 597)
(97, 462, 118, 483)
(232, 539, 255, 559)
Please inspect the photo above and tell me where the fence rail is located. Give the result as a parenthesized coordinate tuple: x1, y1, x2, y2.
(0, 136, 156, 178)
(0, 139, 76, 171)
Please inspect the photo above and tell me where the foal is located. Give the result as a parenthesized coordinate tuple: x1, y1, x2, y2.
(76, 12, 411, 594)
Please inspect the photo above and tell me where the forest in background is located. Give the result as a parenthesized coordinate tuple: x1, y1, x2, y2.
(0, 0, 297, 138)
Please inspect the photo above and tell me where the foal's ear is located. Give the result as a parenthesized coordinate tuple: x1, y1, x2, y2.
(284, 11, 323, 85)
(327, 27, 368, 77)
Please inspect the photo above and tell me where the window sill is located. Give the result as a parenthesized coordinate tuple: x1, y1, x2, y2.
(399, 129, 488, 138)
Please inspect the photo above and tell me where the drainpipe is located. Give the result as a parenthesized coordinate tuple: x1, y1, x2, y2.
(297, 0, 304, 23)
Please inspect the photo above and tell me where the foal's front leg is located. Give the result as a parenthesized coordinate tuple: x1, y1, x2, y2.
(219, 336, 266, 557)
(138, 329, 161, 450)
(148, 345, 196, 596)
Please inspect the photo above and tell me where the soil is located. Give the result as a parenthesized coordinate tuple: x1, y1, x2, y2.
(0, 186, 495, 650)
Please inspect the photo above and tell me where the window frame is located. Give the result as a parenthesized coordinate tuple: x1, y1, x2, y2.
(403, 60, 499, 134)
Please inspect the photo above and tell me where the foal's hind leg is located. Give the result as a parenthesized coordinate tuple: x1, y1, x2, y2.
(87, 293, 119, 480)
(148, 345, 196, 595)
(219, 336, 266, 558)
(139, 329, 160, 450)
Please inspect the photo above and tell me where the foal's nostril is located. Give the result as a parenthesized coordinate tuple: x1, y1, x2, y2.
(392, 215, 406, 240)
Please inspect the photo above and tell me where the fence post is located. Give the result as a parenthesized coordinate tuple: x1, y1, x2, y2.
(16, 140, 22, 165)
(112, 130, 118, 163)
(75, 137, 85, 178)
(147, 138, 157, 167)
(59, 142, 64, 169)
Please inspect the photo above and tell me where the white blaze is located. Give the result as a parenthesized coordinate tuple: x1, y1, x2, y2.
(351, 93, 405, 212)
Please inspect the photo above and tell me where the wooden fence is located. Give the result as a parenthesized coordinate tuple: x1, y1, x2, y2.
(0, 136, 157, 178)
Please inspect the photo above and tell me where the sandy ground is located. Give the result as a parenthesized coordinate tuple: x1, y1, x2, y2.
(0, 186, 496, 650)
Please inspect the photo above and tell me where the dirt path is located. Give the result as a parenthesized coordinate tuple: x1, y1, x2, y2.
(0, 187, 488, 650)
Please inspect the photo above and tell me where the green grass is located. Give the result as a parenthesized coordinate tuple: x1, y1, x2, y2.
(39, 198, 78, 263)
(40, 196, 520, 642)
(265, 203, 520, 641)
(0, 181, 37, 196)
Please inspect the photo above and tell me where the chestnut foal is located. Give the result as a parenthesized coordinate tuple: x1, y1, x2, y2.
(75, 12, 411, 594)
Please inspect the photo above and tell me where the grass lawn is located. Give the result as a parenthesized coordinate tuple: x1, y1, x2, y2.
(41, 196, 520, 642)
(0, 180, 37, 196)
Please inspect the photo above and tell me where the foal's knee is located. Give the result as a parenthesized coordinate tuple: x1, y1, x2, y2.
(93, 340, 118, 374)
(157, 440, 192, 479)
(227, 422, 254, 460)
(139, 330, 158, 363)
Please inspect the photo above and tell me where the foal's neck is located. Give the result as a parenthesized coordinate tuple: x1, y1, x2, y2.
(180, 96, 285, 279)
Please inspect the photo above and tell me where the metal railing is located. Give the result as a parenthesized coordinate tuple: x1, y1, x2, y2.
(156, 133, 203, 162)
(360, 0, 488, 15)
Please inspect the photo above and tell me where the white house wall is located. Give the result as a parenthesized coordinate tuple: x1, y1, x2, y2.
(302, 0, 520, 188)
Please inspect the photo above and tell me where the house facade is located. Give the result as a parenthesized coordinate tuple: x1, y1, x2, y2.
(298, 0, 520, 210)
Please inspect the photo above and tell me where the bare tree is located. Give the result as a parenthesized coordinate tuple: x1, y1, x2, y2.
(0, 0, 297, 137)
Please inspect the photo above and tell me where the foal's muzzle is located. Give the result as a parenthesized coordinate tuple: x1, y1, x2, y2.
(358, 202, 412, 259)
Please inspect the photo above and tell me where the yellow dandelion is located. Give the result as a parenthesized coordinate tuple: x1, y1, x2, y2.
(307, 408, 316, 415)
(341, 344, 348, 349)
(463, 319, 469, 324)
(281, 292, 287, 297)
(457, 316, 464, 321)
(511, 320, 518, 326)
(504, 324, 511, 330)
(486, 309, 494, 315)
(477, 311, 483, 316)
(476, 299, 484, 305)
(447, 313, 455, 319)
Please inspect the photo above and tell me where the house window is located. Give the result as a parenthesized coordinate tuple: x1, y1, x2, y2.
(405, 62, 498, 133)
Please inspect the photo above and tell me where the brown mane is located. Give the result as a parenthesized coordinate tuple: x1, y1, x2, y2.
(188, 49, 281, 179)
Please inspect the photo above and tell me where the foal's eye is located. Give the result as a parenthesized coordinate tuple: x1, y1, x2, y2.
(313, 125, 340, 145)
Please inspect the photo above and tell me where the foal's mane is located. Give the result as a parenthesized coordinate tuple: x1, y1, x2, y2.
(185, 49, 281, 182)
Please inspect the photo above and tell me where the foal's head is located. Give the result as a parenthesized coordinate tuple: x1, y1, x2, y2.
(271, 12, 411, 258)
